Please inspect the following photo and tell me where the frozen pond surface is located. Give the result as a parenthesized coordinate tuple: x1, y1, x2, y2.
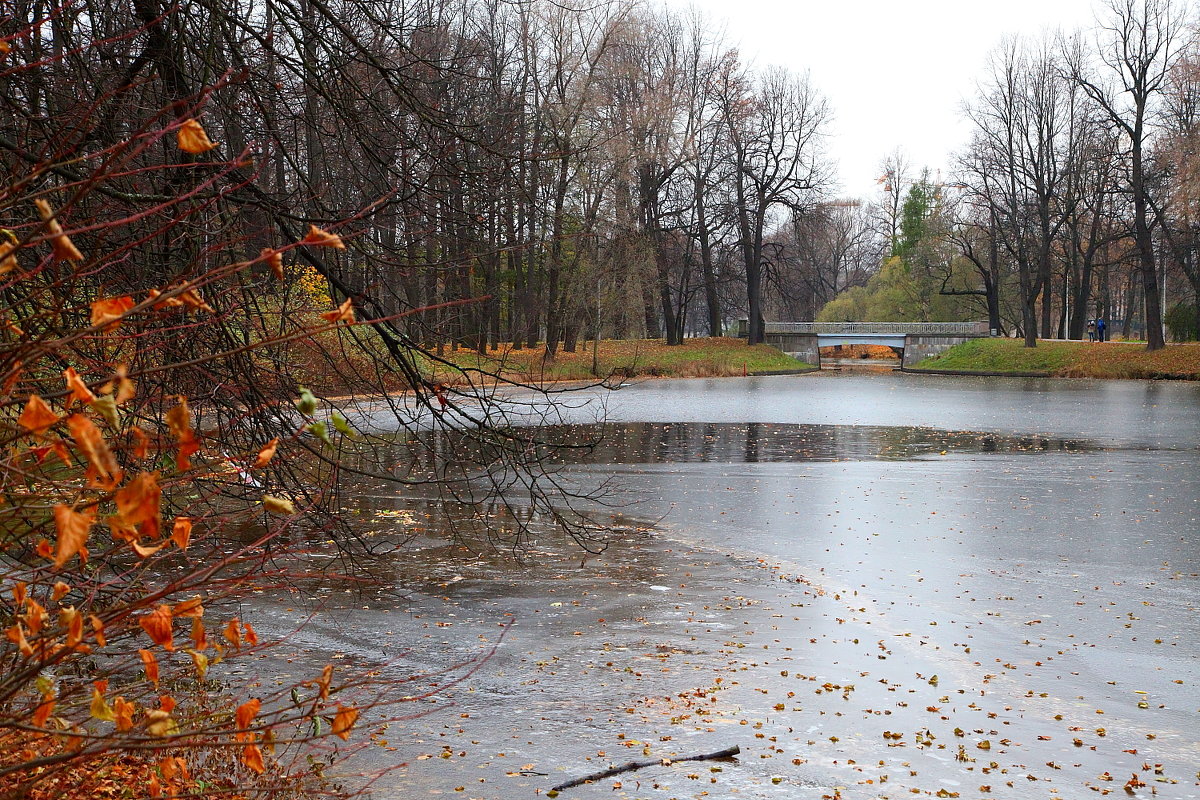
(251, 372, 1200, 799)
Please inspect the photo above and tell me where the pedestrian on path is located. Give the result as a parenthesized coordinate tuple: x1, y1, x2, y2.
(1097, 318, 1107, 342)
(1087, 319, 1096, 342)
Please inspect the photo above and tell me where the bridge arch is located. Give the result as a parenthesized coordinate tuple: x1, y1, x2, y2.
(738, 321, 992, 369)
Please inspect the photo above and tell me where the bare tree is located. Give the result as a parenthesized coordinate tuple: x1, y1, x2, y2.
(716, 63, 831, 344)
(1067, 0, 1190, 350)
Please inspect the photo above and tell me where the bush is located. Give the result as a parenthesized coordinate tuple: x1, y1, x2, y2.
(1165, 302, 1199, 342)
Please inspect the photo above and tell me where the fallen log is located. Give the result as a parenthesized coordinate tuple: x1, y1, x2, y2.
(549, 745, 740, 793)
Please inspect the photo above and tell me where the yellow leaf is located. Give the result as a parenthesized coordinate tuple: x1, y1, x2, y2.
(177, 118, 219, 153)
(145, 709, 175, 737)
(90, 686, 116, 721)
(262, 495, 295, 515)
(189, 650, 209, 679)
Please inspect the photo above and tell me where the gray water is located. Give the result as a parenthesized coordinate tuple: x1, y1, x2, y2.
(251, 372, 1200, 799)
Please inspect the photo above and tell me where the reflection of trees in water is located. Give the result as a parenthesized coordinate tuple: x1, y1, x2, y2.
(454, 422, 1102, 465)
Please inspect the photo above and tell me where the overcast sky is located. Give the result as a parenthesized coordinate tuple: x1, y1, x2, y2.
(671, 0, 1102, 200)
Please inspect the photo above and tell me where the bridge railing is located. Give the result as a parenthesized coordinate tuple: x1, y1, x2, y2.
(745, 321, 990, 336)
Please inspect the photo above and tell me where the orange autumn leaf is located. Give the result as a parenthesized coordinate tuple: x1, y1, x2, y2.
(147, 773, 162, 799)
(260, 247, 284, 280)
(130, 426, 150, 459)
(63, 367, 96, 406)
(147, 288, 182, 308)
(51, 581, 70, 602)
(12, 582, 27, 607)
(32, 696, 55, 728)
(158, 695, 176, 713)
(49, 439, 73, 466)
(5, 623, 33, 657)
(302, 224, 345, 249)
(139, 648, 160, 685)
(0, 239, 17, 275)
(190, 616, 206, 651)
(34, 198, 84, 261)
(332, 704, 358, 740)
(60, 606, 83, 647)
(235, 698, 261, 732)
(66, 413, 121, 487)
(18, 395, 59, 434)
(320, 298, 355, 324)
(253, 437, 279, 469)
(23, 596, 47, 633)
(315, 664, 333, 701)
(178, 288, 214, 313)
(90, 614, 106, 647)
(113, 697, 135, 731)
(243, 621, 258, 647)
(34, 539, 52, 558)
(89, 296, 135, 331)
(241, 743, 265, 774)
(131, 540, 167, 558)
(223, 618, 242, 649)
(173, 596, 204, 618)
(177, 118, 219, 154)
(53, 504, 95, 568)
(166, 398, 200, 470)
(113, 365, 135, 404)
(139, 604, 174, 651)
(171, 516, 193, 550)
(2, 360, 23, 394)
(115, 471, 162, 538)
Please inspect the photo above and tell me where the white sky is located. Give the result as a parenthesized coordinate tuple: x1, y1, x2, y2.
(671, 0, 1101, 200)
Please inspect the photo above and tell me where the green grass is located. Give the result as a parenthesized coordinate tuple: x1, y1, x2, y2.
(914, 338, 1200, 379)
(427, 337, 814, 384)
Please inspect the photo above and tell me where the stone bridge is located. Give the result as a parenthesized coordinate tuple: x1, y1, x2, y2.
(737, 321, 993, 368)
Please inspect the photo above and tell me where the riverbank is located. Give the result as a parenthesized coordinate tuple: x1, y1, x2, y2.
(911, 337, 1200, 379)
(427, 337, 814, 384)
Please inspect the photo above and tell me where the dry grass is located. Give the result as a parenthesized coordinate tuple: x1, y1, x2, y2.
(425, 337, 812, 385)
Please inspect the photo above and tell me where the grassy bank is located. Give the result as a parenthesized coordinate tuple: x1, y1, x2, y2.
(427, 337, 813, 384)
(913, 338, 1200, 379)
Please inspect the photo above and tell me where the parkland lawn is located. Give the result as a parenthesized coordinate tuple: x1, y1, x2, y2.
(428, 337, 813, 384)
(913, 337, 1200, 380)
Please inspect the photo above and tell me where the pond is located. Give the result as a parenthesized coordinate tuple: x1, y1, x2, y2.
(248, 372, 1200, 799)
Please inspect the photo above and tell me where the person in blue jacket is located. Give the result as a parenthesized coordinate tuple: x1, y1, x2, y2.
(1096, 317, 1106, 342)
